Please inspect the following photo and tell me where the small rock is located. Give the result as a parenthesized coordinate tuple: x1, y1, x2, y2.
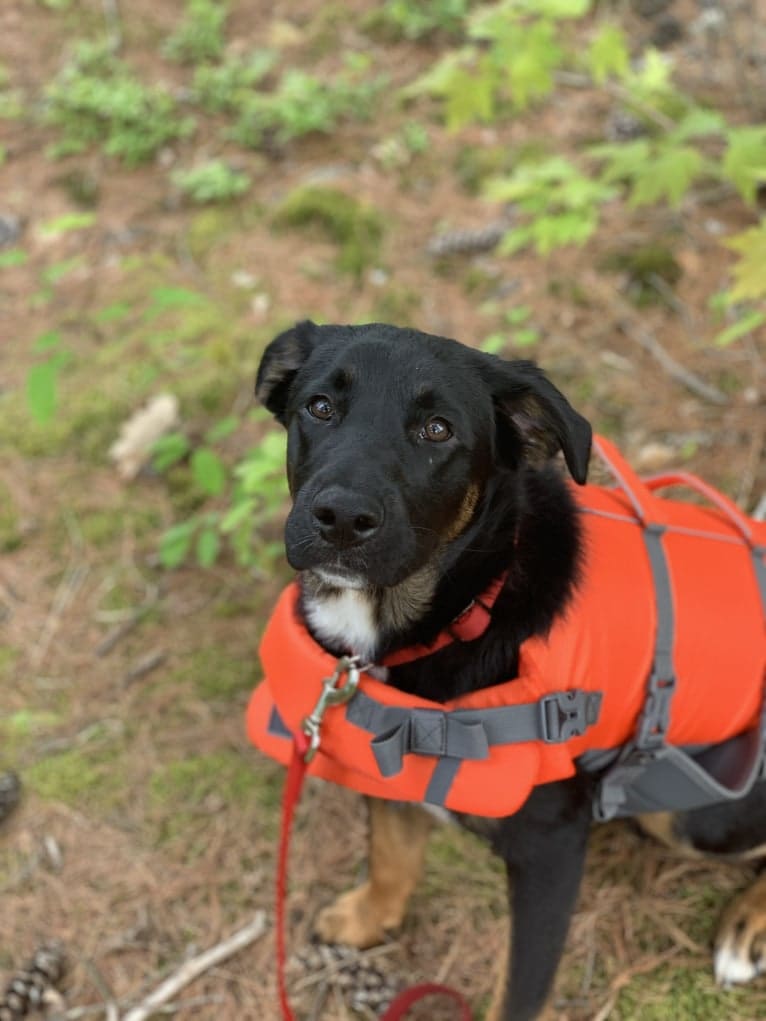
(636, 442, 676, 471)
(109, 394, 180, 480)
(0, 213, 22, 249)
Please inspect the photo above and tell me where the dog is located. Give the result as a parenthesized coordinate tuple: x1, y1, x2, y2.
(254, 320, 766, 1020)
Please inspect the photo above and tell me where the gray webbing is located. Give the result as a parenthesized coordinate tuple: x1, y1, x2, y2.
(594, 530, 766, 821)
(346, 688, 602, 791)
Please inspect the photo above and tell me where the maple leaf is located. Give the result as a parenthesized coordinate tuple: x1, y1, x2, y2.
(726, 221, 766, 301)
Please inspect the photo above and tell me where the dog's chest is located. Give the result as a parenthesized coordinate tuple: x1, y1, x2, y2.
(304, 589, 380, 661)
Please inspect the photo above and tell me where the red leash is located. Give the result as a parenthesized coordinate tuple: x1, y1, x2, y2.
(277, 735, 473, 1020)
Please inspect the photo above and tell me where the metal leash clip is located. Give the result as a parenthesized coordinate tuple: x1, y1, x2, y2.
(302, 656, 363, 763)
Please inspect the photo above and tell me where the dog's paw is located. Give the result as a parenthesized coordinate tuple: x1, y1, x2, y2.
(314, 884, 391, 949)
(714, 884, 766, 987)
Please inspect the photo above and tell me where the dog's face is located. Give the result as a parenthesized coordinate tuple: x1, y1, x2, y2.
(256, 321, 591, 591)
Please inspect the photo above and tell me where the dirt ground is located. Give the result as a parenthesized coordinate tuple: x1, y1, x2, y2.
(1, 1, 765, 1019)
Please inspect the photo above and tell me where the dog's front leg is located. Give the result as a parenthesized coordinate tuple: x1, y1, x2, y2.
(487, 780, 593, 1021)
(315, 797, 433, 947)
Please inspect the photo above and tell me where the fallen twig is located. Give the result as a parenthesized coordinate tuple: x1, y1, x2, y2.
(122, 649, 166, 686)
(121, 912, 267, 1021)
(95, 610, 147, 658)
(616, 318, 728, 406)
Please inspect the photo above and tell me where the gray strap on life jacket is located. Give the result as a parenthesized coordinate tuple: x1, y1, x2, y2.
(346, 688, 602, 807)
(593, 531, 766, 821)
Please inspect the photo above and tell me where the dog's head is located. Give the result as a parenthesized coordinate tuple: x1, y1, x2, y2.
(256, 321, 591, 590)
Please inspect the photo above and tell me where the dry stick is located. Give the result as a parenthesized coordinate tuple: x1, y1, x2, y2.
(121, 913, 267, 1021)
(615, 319, 728, 406)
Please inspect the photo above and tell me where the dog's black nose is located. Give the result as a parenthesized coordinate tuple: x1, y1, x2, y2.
(311, 487, 383, 547)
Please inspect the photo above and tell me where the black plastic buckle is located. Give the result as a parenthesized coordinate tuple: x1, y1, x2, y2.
(540, 690, 602, 743)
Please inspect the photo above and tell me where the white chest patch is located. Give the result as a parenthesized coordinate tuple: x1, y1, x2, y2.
(305, 588, 380, 661)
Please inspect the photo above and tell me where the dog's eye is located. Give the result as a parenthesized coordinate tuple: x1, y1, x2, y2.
(307, 395, 335, 420)
(420, 417, 452, 443)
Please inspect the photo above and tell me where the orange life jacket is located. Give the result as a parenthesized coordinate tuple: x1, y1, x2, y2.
(247, 437, 766, 820)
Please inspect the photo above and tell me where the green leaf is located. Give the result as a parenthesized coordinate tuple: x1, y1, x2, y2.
(629, 144, 703, 207)
(147, 286, 208, 314)
(445, 65, 495, 130)
(159, 521, 196, 568)
(722, 127, 766, 205)
(196, 527, 221, 568)
(726, 222, 766, 301)
(714, 310, 766, 347)
(505, 305, 531, 324)
(0, 248, 27, 269)
(587, 23, 629, 84)
(94, 301, 131, 323)
(205, 416, 239, 444)
(480, 332, 507, 354)
(671, 107, 725, 142)
(220, 498, 256, 533)
(152, 432, 191, 471)
(631, 48, 672, 95)
(26, 362, 58, 423)
(39, 211, 96, 237)
(512, 327, 539, 347)
(191, 448, 227, 496)
(33, 330, 62, 353)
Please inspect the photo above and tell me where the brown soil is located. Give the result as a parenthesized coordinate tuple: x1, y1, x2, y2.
(0, 1, 764, 1020)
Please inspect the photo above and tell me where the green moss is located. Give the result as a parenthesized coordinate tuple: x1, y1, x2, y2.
(370, 285, 421, 326)
(455, 144, 511, 194)
(149, 749, 281, 843)
(172, 646, 255, 702)
(0, 646, 18, 681)
(273, 186, 384, 279)
(26, 743, 125, 809)
(599, 243, 682, 308)
(0, 482, 21, 551)
(614, 963, 758, 1020)
(186, 207, 242, 261)
(78, 506, 162, 547)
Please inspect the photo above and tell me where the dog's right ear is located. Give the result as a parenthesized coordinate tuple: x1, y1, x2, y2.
(255, 320, 317, 425)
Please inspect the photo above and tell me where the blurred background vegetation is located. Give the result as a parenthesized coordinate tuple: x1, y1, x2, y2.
(1, 1, 765, 1018)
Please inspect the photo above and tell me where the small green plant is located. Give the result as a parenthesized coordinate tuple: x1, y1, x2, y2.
(485, 156, 617, 254)
(45, 42, 195, 165)
(274, 186, 385, 278)
(172, 160, 251, 203)
(368, 0, 470, 41)
(164, 0, 227, 65)
(408, 0, 589, 127)
(192, 50, 275, 113)
(155, 418, 288, 570)
(26, 331, 71, 424)
(232, 58, 384, 147)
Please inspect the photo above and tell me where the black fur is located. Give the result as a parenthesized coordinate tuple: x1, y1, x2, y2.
(256, 321, 766, 1020)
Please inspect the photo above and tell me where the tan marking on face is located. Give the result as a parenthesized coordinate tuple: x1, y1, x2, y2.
(443, 482, 480, 542)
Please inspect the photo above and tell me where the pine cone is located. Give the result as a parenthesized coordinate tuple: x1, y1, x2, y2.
(293, 942, 400, 1013)
(426, 221, 510, 258)
(0, 943, 66, 1021)
(0, 773, 21, 826)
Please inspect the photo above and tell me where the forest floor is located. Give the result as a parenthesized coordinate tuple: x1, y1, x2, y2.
(1, 1, 765, 1019)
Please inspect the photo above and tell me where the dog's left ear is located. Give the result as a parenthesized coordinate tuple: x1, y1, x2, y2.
(483, 357, 592, 484)
(255, 320, 318, 425)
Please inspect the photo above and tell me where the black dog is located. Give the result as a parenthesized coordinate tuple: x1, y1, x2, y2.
(256, 320, 766, 1020)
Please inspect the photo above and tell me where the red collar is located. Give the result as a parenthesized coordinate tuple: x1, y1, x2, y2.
(383, 571, 509, 667)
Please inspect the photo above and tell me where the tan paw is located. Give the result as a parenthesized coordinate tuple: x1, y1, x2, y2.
(314, 883, 392, 949)
(714, 898, 766, 987)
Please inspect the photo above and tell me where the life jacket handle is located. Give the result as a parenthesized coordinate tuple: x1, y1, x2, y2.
(593, 436, 755, 547)
(592, 435, 659, 525)
(644, 471, 754, 546)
